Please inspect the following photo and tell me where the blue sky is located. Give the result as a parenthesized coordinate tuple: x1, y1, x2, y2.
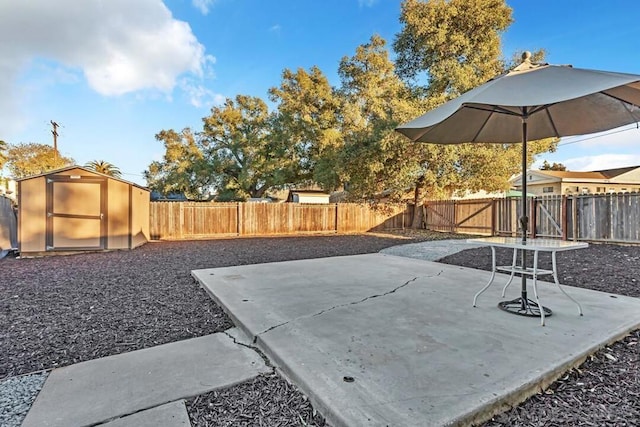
(1, 0, 639, 185)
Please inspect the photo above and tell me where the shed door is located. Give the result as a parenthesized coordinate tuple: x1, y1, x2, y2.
(46, 177, 107, 251)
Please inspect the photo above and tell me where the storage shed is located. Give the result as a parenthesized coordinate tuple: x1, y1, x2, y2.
(17, 166, 150, 256)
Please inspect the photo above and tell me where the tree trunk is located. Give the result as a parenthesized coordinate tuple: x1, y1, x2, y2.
(411, 176, 425, 229)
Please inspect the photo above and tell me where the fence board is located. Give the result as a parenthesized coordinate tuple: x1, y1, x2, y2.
(535, 195, 563, 238)
(424, 192, 640, 244)
(149, 202, 409, 240)
(424, 199, 493, 235)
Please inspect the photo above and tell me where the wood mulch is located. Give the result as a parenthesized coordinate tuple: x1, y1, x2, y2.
(3, 232, 639, 426)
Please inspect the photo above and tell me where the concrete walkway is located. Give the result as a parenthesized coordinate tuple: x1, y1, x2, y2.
(22, 332, 270, 427)
(379, 238, 484, 261)
(193, 253, 640, 427)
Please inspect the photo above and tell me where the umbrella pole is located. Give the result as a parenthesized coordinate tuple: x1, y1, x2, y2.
(497, 116, 552, 319)
(520, 120, 528, 309)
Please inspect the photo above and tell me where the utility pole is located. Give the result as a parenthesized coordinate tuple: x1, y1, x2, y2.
(51, 120, 59, 160)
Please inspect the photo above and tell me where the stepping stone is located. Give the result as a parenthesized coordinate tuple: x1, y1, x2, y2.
(101, 401, 191, 427)
(22, 333, 269, 427)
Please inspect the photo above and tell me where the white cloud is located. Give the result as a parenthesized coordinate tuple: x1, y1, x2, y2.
(0, 0, 215, 133)
(192, 0, 216, 15)
(269, 25, 282, 33)
(562, 154, 640, 171)
(179, 78, 225, 108)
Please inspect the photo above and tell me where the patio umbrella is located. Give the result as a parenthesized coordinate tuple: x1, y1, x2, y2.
(396, 52, 640, 317)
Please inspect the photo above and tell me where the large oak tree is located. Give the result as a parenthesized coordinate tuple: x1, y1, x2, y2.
(5, 143, 74, 179)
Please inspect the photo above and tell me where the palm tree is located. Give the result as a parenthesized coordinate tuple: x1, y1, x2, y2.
(85, 160, 122, 178)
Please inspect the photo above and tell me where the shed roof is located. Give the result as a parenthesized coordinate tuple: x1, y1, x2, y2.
(17, 165, 149, 191)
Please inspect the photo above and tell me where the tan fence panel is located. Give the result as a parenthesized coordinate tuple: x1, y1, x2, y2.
(182, 203, 237, 237)
(150, 201, 412, 239)
(337, 203, 408, 233)
(454, 199, 494, 235)
(241, 203, 291, 235)
(424, 200, 455, 233)
(293, 204, 337, 233)
(149, 202, 182, 240)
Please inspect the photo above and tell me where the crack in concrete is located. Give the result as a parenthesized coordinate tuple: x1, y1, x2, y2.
(310, 276, 419, 319)
(222, 330, 275, 372)
(255, 272, 443, 340)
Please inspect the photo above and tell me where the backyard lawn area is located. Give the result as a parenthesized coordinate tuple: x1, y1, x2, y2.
(1, 232, 638, 426)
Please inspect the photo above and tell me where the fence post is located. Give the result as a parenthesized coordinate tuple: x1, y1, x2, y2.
(179, 202, 184, 239)
(236, 203, 241, 236)
(530, 198, 537, 238)
(491, 199, 496, 236)
(451, 200, 456, 234)
(561, 195, 568, 240)
(335, 203, 339, 233)
(572, 195, 578, 241)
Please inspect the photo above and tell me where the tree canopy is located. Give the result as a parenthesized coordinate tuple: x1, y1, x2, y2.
(5, 143, 75, 179)
(145, 0, 558, 205)
(540, 160, 568, 171)
(0, 140, 7, 170)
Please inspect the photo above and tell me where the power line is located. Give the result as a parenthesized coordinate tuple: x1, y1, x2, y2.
(558, 123, 639, 147)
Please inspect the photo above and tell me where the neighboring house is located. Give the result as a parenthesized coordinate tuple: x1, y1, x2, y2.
(511, 166, 640, 196)
(150, 190, 189, 201)
(287, 189, 330, 204)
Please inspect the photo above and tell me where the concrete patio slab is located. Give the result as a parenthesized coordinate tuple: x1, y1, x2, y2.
(101, 401, 191, 427)
(22, 333, 270, 427)
(193, 253, 640, 427)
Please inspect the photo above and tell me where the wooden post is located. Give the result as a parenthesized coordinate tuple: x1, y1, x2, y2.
(561, 195, 568, 240)
(530, 197, 537, 238)
(491, 199, 496, 236)
(177, 202, 183, 239)
(334, 203, 339, 233)
(572, 195, 578, 241)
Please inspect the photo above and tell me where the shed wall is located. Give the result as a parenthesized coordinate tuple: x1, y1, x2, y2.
(131, 187, 150, 248)
(107, 179, 130, 249)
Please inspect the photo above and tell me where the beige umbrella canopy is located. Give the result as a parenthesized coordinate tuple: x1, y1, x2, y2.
(396, 52, 640, 316)
(397, 53, 640, 144)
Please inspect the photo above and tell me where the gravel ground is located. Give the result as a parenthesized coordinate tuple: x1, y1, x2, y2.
(0, 372, 48, 427)
(2, 233, 639, 426)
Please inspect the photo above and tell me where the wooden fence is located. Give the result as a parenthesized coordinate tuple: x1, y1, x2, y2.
(149, 202, 412, 240)
(424, 193, 640, 244)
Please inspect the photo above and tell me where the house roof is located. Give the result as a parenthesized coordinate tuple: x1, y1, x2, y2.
(536, 166, 640, 180)
(596, 166, 639, 179)
(512, 165, 640, 184)
(535, 170, 609, 179)
(16, 165, 149, 191)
